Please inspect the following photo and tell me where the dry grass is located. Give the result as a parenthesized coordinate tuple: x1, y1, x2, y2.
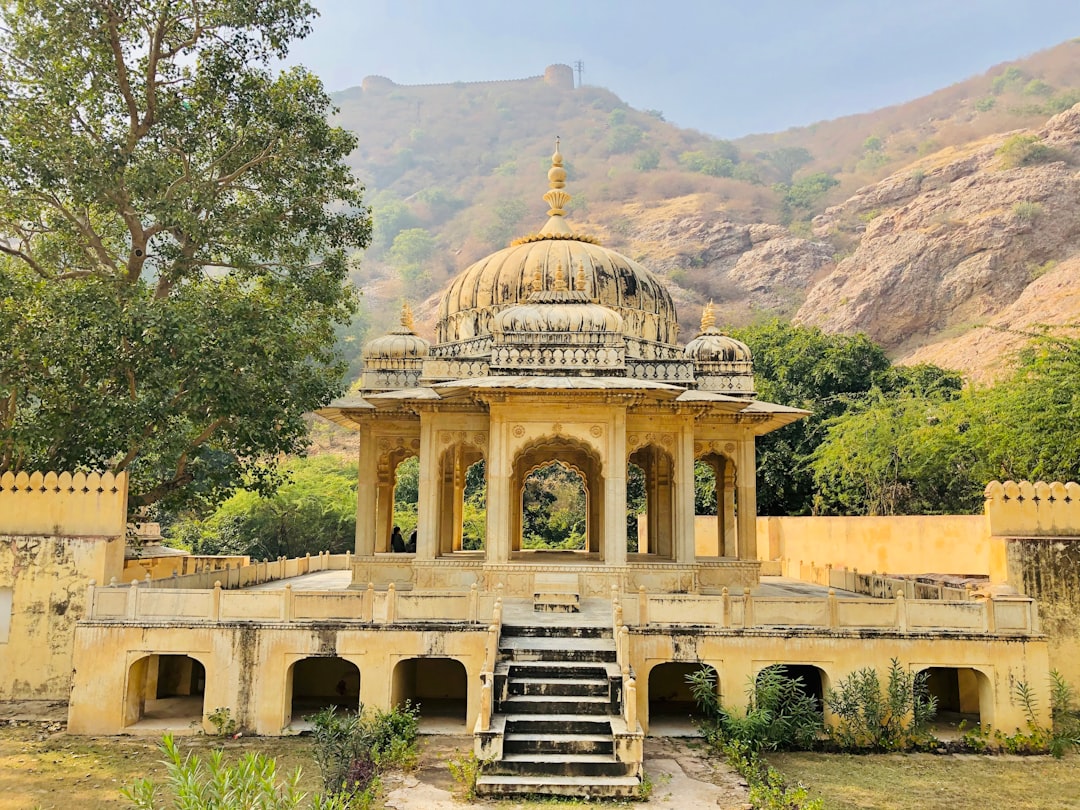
(769, 750, 1080, 810)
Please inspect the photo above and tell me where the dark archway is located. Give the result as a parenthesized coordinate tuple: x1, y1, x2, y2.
(922, 667, 985, 734)
(288, 657, 361, 725)
(694, 453, 737, 557)
(392, 657, 468, 732)
(758, 664, 827, 713)
(648, 662, 717, 735)
(629, 445, 675, 559)
(124, 654, 206, 728)
(437, 447, 487, 555)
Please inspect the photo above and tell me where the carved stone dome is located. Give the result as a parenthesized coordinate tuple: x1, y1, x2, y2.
(683, 303, 754, 396)
(362, 330, 430, 360)
(436, 144, 677, 348)
(493, 296, 624, 335)
(684, 332, 752, 363)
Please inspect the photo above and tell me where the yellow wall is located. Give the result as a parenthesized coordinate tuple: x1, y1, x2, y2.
(0, 470, 127, 700)
(757, 515, 993, 577)
(985, 480, 1080, 537)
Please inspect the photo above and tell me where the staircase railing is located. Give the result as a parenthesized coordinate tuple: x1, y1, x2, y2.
(477, 587, 503, 733)
(612, 586, 638, 731)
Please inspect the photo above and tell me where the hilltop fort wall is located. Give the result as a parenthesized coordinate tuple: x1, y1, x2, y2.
(360, 63, 575, 94)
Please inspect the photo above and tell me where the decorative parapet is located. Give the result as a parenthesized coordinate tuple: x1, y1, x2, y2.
(0, 471, 128, 537)
(985, 480, 1080, 537)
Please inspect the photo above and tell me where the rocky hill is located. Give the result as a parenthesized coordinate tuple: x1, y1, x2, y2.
(333, 42, 1080, 380)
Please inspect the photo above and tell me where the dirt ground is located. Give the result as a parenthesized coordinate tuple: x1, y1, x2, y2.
(0, 721, 750, 809)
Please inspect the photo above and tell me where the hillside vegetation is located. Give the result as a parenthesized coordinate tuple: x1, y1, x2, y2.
(334, 40, 1080, 380)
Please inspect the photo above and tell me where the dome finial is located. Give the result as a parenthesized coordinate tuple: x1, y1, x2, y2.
(553, 260, 568, 292)
(700, 301, 716, 332)
(544, 136, 571, 217)
(575, 260, 587, 294)
(401, 300, 415, 331)
(531, 260, 544, 293)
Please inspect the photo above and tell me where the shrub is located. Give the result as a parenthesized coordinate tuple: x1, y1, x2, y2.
(997, 134, 1055, 168)
(687, 665, 823, 752)
(633, 148, 661, 172)
(309, 703, 420, 796)
(447, 752, 486, 801)
(824, 658, 936, 751)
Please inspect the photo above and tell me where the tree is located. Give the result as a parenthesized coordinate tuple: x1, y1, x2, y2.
(0, 1, 370, 511)
(760, 146, 812, 184)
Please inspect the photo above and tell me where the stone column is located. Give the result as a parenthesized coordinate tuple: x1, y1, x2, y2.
(416, 413, 439, 560)
(721, 467, 737, 558)
(485, 410, 511, 563)
(452, 446, 465, 551)
(603, 411, 628, 567)
(375, 478, 394, 554)
(674, 421, 697, 564)
(355, 429, 378, 556)
(735, 436, 757, 561)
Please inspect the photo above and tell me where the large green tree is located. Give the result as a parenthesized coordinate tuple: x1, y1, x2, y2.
(0, 1, 370, 510)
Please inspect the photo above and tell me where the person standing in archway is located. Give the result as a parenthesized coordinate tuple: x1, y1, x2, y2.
(390, 526, 405, 553)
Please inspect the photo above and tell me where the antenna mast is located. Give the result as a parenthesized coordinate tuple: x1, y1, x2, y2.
(573, 59, 584, 88)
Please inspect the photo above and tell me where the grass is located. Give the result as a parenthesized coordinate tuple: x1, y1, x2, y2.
(769, 750, 1080, 810)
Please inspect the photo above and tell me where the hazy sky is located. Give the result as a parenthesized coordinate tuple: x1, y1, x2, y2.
(284, 0, 1080, 138)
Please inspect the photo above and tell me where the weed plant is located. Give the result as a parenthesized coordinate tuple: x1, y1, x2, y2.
(824, 658, 936, 751)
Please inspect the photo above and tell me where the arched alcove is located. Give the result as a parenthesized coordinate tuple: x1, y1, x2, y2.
(510, 436, 604, 558)
(124, 654, 206, 729)
(287, 656, 361, 725)
(758, 664, 828, 713)
(647, 662, 717, 736)
(922, 666, 987, 734)
(392, 657, 468, 732)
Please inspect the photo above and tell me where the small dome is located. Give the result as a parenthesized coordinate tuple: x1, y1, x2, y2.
(684, 332, 752, 363)
(362, 302, 430, 360)
(494, 300, 624, 335)
(362, 331, 430, 360)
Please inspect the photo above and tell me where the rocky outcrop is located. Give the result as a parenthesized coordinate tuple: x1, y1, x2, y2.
(795, 105, 1080, 351)
(900, 254, 1080, 382)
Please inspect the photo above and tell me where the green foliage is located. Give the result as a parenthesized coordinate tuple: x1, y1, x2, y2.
(963, 672, 1080, 757)
(447, 752, 487, 801)
(122, 733, 325, 809)
(759, 147, 813, 184)
(991, 66, 1028, 95)
(0, 0, 369, 512)
(825, 659, 936, 751)
(521, 462, 587, 549)
(1012, 200, 1043, 222)
(606, 124, 644, 154)
(997, 134, 1056, 168)
(710, 738, 823, 809)
(309, 703, 418, 798)
(774, 173, 839, 222)
(862, 136, 884, 152)
(1023, 79, 1054, 97)
(633, 148, 661, 172)
(206, 707, 237, 737)
(481, 198, 528, 246)
(974, 96, 997, 112)
(168, 455, 357, 558)
(687, 665, 823, 753)
(387, 228, 436, 285)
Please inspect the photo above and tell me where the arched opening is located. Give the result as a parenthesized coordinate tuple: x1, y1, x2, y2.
(124, 654, 206, 729)
(922, 667, 986, 735)
(392, 657, 468, 732)
(511, 437, 604, 559)
(628, 445, 675, 559)
(287, 657, 361, 726)
(375, 446, 418, 553)
(694, 453, 737, 557)
(758, 664, 828, 713)
(648, 662, 717, 736)
(436, 447, 486, 555)
(522, 461, 587, 551)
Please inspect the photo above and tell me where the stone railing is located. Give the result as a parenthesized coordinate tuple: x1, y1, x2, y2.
(138, 551, 349, 590)
(86, 576, 495, 625)
(612, 587, 637, 732)
(476, 590, 503, 734)
(779, 559, 975, 601)
(635, 588, 1039, 635)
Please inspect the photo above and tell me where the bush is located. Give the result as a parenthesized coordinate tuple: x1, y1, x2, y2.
(687, 665, 823, 752)
(824, 658, 936, 751)
(997, 134, 1056, 168)
(1012, 200, 1044, 223)
(309, 703, 420, 797)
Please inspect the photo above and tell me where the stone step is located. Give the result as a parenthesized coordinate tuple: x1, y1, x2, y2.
(503, 732, 614, 755)
(501, 623, 611, 639)
(492, 753, 636, 778)
(500, 694, 610, 715)
(508, 677, 609, 698)
(475, 773, 641, 799)
(500, 635, 616, 663)
(504, 713, 612, 736)
(505, 660, 617, 681)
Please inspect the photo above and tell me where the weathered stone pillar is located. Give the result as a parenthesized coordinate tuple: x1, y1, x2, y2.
(721, 465, 736, 557)
(485, 411, 511, 563)
(416, 413, 438, 560)
(604, 411, 628, 567)
(355, 428, 378, 556)
(674, 421, 696, 564)
(735, 436, 757, 561)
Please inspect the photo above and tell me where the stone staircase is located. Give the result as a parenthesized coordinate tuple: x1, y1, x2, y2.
(475, 604, 643, 799)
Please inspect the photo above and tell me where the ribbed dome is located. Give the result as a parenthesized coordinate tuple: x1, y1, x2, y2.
(436, 143, 677, 348)
(493, 298, 624, 335)
(684, 331, 752, 363)
(362, 330, 430, 360)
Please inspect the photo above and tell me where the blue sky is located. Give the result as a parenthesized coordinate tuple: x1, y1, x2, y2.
(284, 0, 1080, 138)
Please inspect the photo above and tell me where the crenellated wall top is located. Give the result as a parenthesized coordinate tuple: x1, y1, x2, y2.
(0, 470, 128, 537)
(984, 480, 1080, 537)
